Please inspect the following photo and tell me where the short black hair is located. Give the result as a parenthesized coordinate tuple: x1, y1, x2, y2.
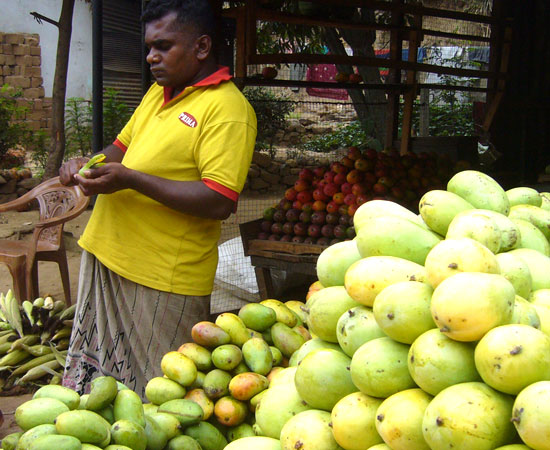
(141, 0, 217, 41)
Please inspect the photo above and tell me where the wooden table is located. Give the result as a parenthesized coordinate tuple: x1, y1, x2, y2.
(239, 220, 324, 299)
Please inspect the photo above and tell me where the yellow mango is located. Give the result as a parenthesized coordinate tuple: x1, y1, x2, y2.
(424, 238, 500, 288)
(356, 215, 441, 265)
(419, 189, 474, 236)
(431, 272, 515, 341)
(447, 170, 510, 215)
(345, 256, 428, 307)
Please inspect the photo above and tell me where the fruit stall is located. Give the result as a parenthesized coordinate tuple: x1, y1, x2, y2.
(2, 1, 550, 450)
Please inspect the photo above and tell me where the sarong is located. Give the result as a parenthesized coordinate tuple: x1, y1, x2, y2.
(62, 250, 210, 399)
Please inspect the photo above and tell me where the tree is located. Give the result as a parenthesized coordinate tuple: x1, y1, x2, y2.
(31, 0, 79, 179)
(249, 2, 388, 144)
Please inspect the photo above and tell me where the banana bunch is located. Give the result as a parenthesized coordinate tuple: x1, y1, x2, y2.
(2, 298, 311, 450)
(0, 289, 74, 391)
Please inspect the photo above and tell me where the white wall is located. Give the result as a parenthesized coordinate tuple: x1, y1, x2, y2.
(2, 0, 93, 99)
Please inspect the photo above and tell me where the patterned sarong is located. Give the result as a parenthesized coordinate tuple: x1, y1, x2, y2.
(62, 251, 210, 399)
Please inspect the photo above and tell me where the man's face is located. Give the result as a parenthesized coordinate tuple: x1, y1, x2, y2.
(144, 12, 201, 90)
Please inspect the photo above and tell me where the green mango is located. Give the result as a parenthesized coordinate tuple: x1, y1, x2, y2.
(113, 388, 146, 427)
(177, 342, 212, 371)
(158, 399, 203, 427)
(55, 409, 111, 446)
(28, 435, 81, 450)
(145, 376, 186, 405)
(33, 385, 81, 411)
(15, 424, 57, 450)
(184, 421, 228, 450)
(447, 170, 510, 215)
(110, 419, 146, 450)
(238, 303, 277, 332)
(242, 337, 272, 375)
(15, 398, 69, 431)
(86, 376, 118, 411)
(211, 344, 243, 371)
(203, 369, 232, 400)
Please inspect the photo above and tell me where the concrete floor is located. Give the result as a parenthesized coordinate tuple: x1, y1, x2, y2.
(0, 393, 33, 439)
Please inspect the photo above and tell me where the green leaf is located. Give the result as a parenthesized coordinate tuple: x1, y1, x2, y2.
(49, 343, 68, 366)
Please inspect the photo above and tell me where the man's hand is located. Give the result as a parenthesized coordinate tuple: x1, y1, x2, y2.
(74, 163, 132, 196)
(59, 157, 89, 186)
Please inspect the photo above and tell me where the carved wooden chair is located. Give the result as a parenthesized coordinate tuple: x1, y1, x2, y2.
(0, 176, 90, 304)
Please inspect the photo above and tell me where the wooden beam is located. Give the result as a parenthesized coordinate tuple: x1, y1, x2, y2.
(233, 78, 493, 94)
(251, 8, 492, 43)
(235, 78, 408, 92)
(250, 53, 505, 80)
(282, 0, 499, 25)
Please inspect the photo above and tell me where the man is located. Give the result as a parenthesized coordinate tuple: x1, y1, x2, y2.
(60, 0, 256, 397)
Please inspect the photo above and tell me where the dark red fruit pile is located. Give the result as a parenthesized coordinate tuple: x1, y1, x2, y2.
(257, 146, 458, 245)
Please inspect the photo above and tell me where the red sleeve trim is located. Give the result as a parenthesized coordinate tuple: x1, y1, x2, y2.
(203, 178, 239, 202)
(113, 138, 127, 152)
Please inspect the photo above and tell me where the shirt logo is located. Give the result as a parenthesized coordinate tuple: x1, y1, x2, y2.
(179, 112, 197, 128)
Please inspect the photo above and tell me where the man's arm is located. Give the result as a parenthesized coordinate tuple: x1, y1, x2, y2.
(59, 144, 125, 186)
(74, 163, 236, 220)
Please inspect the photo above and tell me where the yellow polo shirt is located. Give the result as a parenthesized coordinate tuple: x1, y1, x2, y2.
(78, 67, 257, 295)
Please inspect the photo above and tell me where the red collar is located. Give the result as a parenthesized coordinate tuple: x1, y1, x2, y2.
(163, 66, 232, 104)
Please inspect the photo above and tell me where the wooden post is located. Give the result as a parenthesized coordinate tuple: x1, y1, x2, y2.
(234, 6, 247, 80)
(384, 0, 404, 150)
(419, 88, 430, 136)
(400, 14, 422, 155)
(245, 0, 257, 66)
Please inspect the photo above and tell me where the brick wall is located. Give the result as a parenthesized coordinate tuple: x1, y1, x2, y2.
(0, 32, 51, 133)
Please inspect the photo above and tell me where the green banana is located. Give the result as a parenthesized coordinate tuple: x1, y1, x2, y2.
(50, 373, 62, 385)
(0, 341, 12, 355)
(12, 343, 53, 357)
(0, 331, 16, 345)
(51, 326, 72, 341)
(0, 349, 30, 367)
(0, 329, 15, 338)
(18, 359, 62, 384)
(22, 300, 35, 326)
(9, 353, 56, 379)
(33, 297, 45, 308)
(0, 289, 23, 337)
(59, 304, 77, 321)
(49, 300, 66, 317)
(79, 153, 107, 177)
(55, 338, 70, 351)
(43, 296, 55, 310)
(0, 321, 13, 331)
(9, 334, 39, 352)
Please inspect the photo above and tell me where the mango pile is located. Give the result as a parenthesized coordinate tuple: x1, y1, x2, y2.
(247, 169, 550, 450)
(0, 291, 72, 391)
(1, 299, 310, 450)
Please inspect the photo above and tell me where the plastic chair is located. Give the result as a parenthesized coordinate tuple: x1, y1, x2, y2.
(0, 176, 90, 304)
